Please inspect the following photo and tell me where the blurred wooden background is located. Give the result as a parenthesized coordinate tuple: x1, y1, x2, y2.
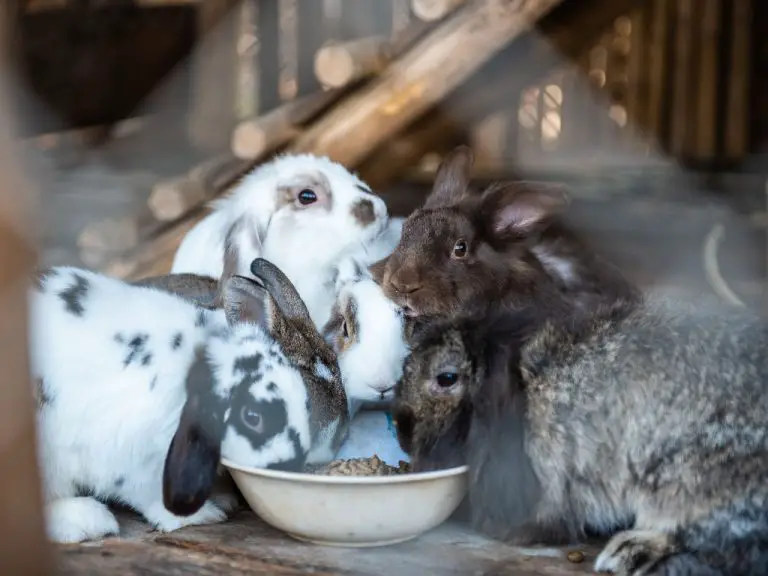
(5, 0, 768, 309)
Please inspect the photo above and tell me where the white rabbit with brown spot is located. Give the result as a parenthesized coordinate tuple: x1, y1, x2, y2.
(171, 153, 391, 330)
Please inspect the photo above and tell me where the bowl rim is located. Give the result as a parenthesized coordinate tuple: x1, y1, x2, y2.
(221, 457, 469, 484)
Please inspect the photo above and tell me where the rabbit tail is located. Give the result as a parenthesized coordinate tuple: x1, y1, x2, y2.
(596, 501, 768, 576)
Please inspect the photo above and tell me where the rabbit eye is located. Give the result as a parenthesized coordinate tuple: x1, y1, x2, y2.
(298, 189, 318, 205)
(452, 239, 468, 259)
(342, 320, 349, 339)
(436, 372, 459, 388)
(240, 406, 264, 433)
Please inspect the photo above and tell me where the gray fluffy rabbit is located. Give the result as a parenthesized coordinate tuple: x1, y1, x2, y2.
(394, 261, 768, 576)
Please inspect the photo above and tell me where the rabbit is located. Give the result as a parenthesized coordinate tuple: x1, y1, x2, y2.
(372, 145, 639, 323)
(170, 152, 392, 330)
(30, 257, 347, 543)
(132, 255, 409, 419)
(321, 254, 410, 416)
(393, 276, 768, 575)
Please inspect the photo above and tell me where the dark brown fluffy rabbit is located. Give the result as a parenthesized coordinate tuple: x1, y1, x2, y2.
(372, 146, 638, 322)
(394, 263, 768, 576)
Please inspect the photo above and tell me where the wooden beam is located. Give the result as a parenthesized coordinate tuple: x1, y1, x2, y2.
(23, 0, 201, 12)
(148, 153, 250, 222)
(288, 0, 565, 167)
(312, 19, 431, 90)
(411, 0, 467, 22)
(231, 88, 344, 160)
(103, 0, 646, 278)
(361, 0, 648, 189)
(0, 3, 53, 573)
(314, 36, 390, 89)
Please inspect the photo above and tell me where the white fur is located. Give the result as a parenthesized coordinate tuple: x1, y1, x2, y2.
(327, 256, 409, 415)
(31, 267, 312, 543)
(171, 154, 390, 329)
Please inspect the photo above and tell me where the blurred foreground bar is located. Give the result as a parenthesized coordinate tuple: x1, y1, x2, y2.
(0, 3, 53, 575)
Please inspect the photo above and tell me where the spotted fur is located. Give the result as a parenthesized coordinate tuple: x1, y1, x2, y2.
(30, 264, 316, 544)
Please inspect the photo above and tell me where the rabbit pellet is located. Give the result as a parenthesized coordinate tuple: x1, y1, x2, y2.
(306, 455, 411, 476)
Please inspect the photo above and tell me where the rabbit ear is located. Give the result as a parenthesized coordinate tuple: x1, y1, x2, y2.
(220, 275, 271, 328)
(215, 214, 266, 307)
(423, 146, 475, 209)
(480, 182, 569, 242)
(163, 349, 223, 516)
(249, 258, 338, 370)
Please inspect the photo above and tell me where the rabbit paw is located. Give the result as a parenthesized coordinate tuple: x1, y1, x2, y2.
(595, 530, 676, 575)
(46, 497, 120, 543)
(210, 490, 241, 515)
(143, 500, 228, 533)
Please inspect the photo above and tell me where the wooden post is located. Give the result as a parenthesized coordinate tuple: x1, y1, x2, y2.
(289, 0, 565, 166)
(230, 88, 345, 160)
(694, 0, 720, 162)
(646, 0, 669, 149)
(669, 0, 694, 158)
(314, 36, 390, 89)
(0, 3, 53, 573)
(188, 0, 240, 153)
(411, 0, 467, 22)
(724, 0, 751, 161)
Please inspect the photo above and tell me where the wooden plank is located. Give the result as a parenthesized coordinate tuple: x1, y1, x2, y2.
(693, 0, 721, 161)
(724, 0, 751, 160)
(669, 0, 694, 157)
(288, 0, 565, 166)
(0, 4, 54, 573)
(646, 0, 670, 149)
(55, 511, 599, 575)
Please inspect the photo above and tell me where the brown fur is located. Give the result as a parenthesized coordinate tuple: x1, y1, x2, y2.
(133, 273, 219, 308)
(376, 145, 639, 322)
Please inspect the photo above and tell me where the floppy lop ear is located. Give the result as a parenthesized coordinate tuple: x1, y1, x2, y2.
(479, 182, 570, 244)
(163, 349, 224, 516)
(423, 145, 475, 209)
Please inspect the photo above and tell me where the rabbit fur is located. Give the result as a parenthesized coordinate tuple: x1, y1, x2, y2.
(138, 220, 407, 418)
(394, 267, 768, 575)
(171, 153, 391, 330)
(30, 258, 346, 543)
(322, 254, 409, 415)
(374, 146, 639, 323)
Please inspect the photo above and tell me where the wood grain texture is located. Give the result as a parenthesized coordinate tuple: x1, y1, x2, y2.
(288, 0, 565, 166)
(55, 510, 599, 576)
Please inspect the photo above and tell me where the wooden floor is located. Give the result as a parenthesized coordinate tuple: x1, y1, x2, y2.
(55, 510, 600, 575)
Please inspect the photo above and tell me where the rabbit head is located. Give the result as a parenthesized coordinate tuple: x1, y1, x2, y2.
(163, 272, 316, 516)
(374, 146, 635, 322)
(246, 257, 349, 465)
(392, 319, 481, 472)
(322, 255, 409, 411)
(174, 153, 389, 285)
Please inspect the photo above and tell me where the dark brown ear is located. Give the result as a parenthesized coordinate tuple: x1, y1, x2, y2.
(220, 275, 271, 328)
(479, 182, 569, 242)
(368, 257, 388, 285)
(163, 349, 223, 516)
(423, 146, 475, 209)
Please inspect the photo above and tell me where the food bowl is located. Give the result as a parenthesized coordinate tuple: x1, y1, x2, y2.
(221, 458, 468, 547)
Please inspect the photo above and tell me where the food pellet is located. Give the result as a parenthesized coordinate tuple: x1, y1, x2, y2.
(566, 551, 585, 563)
(306, 455, 412, 476)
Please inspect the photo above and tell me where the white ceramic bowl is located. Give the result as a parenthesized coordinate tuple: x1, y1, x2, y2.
(222, 458, 468, 547)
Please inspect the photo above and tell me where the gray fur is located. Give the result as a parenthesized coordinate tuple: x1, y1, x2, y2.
(397, 293, 768, 575)
(59, 273, 90, 316)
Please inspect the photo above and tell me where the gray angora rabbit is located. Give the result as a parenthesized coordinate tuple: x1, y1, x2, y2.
(393, 282, 768, 575)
